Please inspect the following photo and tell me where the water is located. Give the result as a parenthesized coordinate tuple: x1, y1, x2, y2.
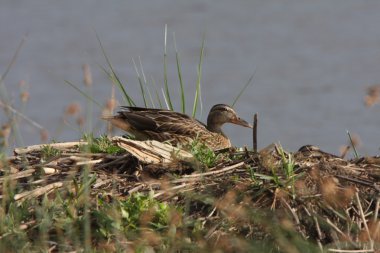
(1, 0, 379, 155)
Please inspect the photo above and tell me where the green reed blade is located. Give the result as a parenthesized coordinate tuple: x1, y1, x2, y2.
(173, 32, 185, 113)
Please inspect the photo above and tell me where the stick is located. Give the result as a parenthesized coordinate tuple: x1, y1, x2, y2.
(14, 141, 87, 155)
(180, 162, 244, 179)
(253, 113, 258, 153)
(153, 183, 194, 198)
(14, 182, 64, 201)
(355, 192, 373, 249)
(0, 168, 35, 182)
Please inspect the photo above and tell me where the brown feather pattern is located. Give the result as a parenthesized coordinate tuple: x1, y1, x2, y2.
(105, 105, 251, 150)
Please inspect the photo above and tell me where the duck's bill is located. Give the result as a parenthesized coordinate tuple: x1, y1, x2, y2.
(231, 117, 253, 128)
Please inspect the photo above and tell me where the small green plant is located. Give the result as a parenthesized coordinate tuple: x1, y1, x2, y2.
(121, 193, 170, 230)
(81, 133, 124, 154)
(276, 144, 296, 198)
(41, 144, 61, 161)
(92, 192, 173, 242)
(190, 139, 220, 168)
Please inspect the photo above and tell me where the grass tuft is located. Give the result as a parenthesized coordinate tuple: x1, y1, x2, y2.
(190, 138, 220, 168)
(81, 134, 125, 154)
(41, 144, 62, 161)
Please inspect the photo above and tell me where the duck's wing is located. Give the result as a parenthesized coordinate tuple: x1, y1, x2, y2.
(117, 107, 208, 137)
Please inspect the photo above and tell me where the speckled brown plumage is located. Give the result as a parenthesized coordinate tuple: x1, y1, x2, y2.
(104, 104, 252, 150)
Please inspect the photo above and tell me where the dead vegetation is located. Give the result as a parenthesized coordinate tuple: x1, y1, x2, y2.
(1, 136, 380, 252)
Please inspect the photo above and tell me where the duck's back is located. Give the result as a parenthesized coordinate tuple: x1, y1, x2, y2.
(113, 107, 207, 143)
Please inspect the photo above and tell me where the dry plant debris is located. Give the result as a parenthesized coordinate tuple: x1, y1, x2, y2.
(1, 137, 380, 252)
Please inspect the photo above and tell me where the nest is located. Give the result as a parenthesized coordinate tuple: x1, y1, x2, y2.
(1, 137, 380, 251)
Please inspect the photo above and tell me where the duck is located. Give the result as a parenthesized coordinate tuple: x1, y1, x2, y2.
(104, 104, 252, 150)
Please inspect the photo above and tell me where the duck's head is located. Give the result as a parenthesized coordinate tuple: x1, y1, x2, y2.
(206, 104, 252, 133)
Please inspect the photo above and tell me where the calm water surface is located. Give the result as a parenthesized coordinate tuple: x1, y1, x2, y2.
(1, 0, 380, 155)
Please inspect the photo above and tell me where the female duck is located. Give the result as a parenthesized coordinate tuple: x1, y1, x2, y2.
(104, 104, 252, 150)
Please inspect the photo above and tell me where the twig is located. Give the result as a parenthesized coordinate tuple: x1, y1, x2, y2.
(95, 155, 130, 169)
(325, 218, 347, 238)
(313, 216, 324, 252)
(328, 249, 375, 252)
(153, 183, 194, 198)
(0, 168, 35, 182)
(202, 206, 217, 228)
(128, 184, 144, 195)
(14, 141, 87, 155)
(280, 198, 300, 225)
(253, 113, 258, 153)
(14, 182, 64, 201)
(279, 197, 304, 238)
(335, 175, 379, 192)
(181, 162, 244, 179)
(355, 192, 373, 250)
(374, 198, 380, 222)
(76, 159, 103, 166)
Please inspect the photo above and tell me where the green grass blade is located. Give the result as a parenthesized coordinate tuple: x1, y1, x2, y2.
(161, 88, 170, 110)
(138, 56, 154, 108)
(0, 36, 26, 84)
(0, 37, 27, 149)
(64, 80, 102, 108)
(145, 80, 155, 108)
(192, 36, 205, 118)
(132, 58, 147, 107)
(0, 102, 44, 130)
(163, 25, 173, 110)
(173, 32, 185, 113)
(231, 68, 256, 107)
(151, 77, 162, 108)
(0, 36, 27, 116)
(96, 33, 135, 106)
(347, 130, 359, 158)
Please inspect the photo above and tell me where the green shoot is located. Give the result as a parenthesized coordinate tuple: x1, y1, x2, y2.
(231, 68, 256, 107)
(192, 35, 205, 118)
(276, 144, 296, 199)
(163, 25, 173, 110)
(0, 37, 27, 150)
(96, 32, 135, 106)
(0, 35, 26, 84)
(64, 80, 102, 108)
(138, 57, 155, 108)
(82, 134, 124, 154)
(41, 144, 61, 161)
(173, 32, 186, 113)
(151, 77, 163, 108)
(190, 138, 220, 168)
(132, 57, 147, 107)
(347, 130, 359, 159)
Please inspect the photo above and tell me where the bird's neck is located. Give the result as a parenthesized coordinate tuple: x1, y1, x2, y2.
(207, 123, 226, 136)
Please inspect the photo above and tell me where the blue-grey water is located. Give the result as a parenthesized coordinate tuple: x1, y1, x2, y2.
(1, 0, 380, 155)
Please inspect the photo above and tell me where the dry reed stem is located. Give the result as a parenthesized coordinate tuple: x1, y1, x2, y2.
(113, 137, 193, 164)
(2, 139, 380, 250)
(14, 182, 64, 201)
(181, 162, 244, 179)
(328, 249, 375, 252)
(355, 192, 374, 249)
(0, 168, 35, 182)
(14, 141, 87, 155)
